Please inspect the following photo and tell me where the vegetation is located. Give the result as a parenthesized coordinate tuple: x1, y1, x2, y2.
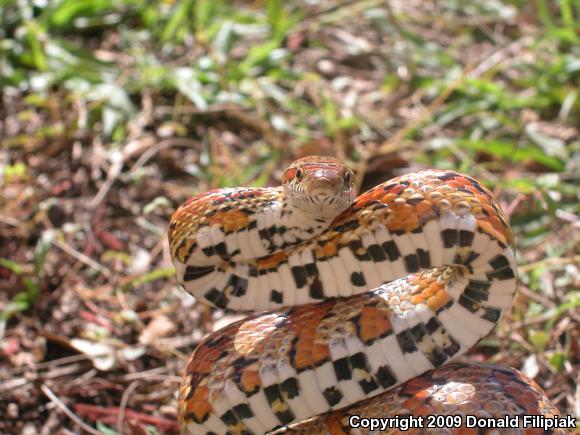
(1, 0, 578, 432)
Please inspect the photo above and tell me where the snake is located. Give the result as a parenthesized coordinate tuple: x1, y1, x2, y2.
(168, 156, 563, 434)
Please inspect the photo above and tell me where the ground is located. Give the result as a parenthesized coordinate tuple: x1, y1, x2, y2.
(0, 1, 578, 433)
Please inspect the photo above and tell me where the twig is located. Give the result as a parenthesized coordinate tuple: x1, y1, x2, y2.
(88, 151, 125, 210)
(410, 14, 516, 27)
(295, 0, 383, 33)
(511, 312, 557, 329)
(508, 332, 553, 374)
(447, 140, 499, 183)
(121, 366, 178, 382)
(375, 36, 534, 158)
(0, 354, 89, 378)
(75, 403, 179, 431)
(468, 36, 534, 79)
(41, 384, 101, 435)
(153, 102, 245, 116)
(383, 0, 415, 77)
(0, 214, 22, 226)
(224, 109, 285, 151)
(504, 193, 525, 217)
(354, 146, 373, 192)
(519, 255, 580, 273)
(52, 239, 111, 278)
(376, 68, 472, 155)
(44, 363, 88, 380)
(117, 381, 140, 433)
(0, 377, 28, 394)
(128, 137, 200, 174)
(517, 284, 556, 309)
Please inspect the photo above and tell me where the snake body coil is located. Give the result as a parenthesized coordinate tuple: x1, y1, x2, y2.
(168, 157, 561, 434)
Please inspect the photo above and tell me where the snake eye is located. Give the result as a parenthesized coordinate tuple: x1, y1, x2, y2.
(343, 172, 352, 184)
(295, 169, 304, 180)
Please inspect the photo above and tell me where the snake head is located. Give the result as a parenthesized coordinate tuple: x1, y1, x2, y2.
(282, 156, 357, 220)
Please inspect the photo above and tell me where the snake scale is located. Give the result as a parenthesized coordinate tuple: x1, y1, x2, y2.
(168, 156, 562, 434)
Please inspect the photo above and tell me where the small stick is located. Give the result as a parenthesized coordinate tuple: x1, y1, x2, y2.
(117, 381, 141, 433)
(41, 384, 101, 435)
(519, 255, 580, 273)
(52, 239, 111, 278)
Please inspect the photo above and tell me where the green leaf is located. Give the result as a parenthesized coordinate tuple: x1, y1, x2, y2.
(194, 0, 220, 31)
(529, 330, 549, 350)
(1, 299, 30, 321)
(49, 0, 116, 28)
(3, 162, 28, 183)
(172, 68, 208, 109)
(121, 267, 176, 291)
(536, 0, 555, 29)
(524, 125, 568, 160)
(548, 352, 566, 372)
(559, 0, 576, 29)
(266, 0, 287, 39)
(546, 291, 580, 329)
(34, 230, 54, 279)
(161, 0, 194, 43)
(0, 259, 23, 275)
(237, 39, 281, 76)
(213, 20, 235, 58)
(95, 422, 121, 435)
(143, 197, 172, 215)
(457, 139, 565, 171)
(23, 277, 40, 304)
(23, 21, 48, 71)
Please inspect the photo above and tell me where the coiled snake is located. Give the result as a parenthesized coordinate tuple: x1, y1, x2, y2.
(168, 156, 562, 434)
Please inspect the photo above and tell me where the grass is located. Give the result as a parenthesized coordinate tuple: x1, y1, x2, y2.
(0, 0, 578, 432)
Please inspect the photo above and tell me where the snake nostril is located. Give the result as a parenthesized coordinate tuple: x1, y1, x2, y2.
(308, 174, 344, 196)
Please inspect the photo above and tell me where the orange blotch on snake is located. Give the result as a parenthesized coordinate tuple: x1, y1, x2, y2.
(465, 184, 482, 196)
(478, 220, 509, 246)
(187, 342, 227, 375)
(411, 404, 431, 417)
(427, 289, 451, 311)
(208, 209, 250, 233)
(396, 203, 414, 217)
(288, 303, 333, 370)
(174, 238, 195, 263)
(428, 281, 444, 295)
(312, 342, 330, 364)
(388, 184, 406, 195)
(315, 241, 338, 259)
(411, 294, 424, 305)
(415, 200, 432, 214)
(381, 193, 399, 203)
(358, 305, 391, 343)
(294, 324, 318, 369)
(481, 203, 496, 217)
(387, 212, 420, 233)
(324, 413, 348, 435)
(294, 345, 316, 370)
(447, 176, 471, 189)
(240, 366, 261, 395)
(257, 251, 288, 271)
(184, 385, 212, 423)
